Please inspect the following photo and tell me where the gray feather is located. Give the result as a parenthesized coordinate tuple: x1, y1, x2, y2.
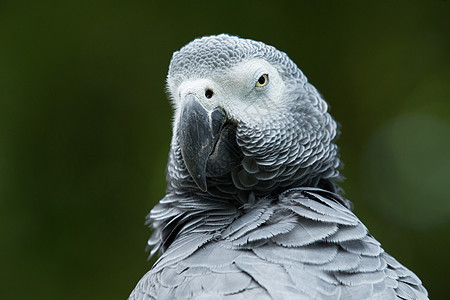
(271, 217, 338, 247)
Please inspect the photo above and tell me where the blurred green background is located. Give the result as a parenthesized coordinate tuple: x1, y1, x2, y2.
(1, 1, 449, 299)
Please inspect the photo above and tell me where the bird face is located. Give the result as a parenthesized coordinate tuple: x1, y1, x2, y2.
(168, 58, 291, 192)
(166, 35, 340, 195)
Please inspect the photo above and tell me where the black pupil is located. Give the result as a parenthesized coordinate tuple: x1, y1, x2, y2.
(205, 89, 213, 99)
(258, 75, 266, 85)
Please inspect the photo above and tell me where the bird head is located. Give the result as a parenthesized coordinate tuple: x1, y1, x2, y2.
(165, 34, 341, 198)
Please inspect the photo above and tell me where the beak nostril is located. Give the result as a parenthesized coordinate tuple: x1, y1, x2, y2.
(205, 89, 214, 99)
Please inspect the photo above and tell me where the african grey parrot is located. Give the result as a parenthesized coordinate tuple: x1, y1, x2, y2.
(129, 34, 428, 299)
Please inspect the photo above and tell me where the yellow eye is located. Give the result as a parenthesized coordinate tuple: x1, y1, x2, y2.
(255, 74, 269, 87)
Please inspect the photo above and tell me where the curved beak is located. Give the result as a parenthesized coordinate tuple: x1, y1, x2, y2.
(179, 94, 226, 192)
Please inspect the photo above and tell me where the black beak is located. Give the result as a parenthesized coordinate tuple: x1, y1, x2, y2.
(179, 94, 226, 192)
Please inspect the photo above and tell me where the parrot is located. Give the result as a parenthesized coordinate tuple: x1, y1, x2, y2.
(129, 34, 428, 299)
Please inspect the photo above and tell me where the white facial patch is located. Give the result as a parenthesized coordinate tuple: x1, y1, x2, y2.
(168, 58, 286, 124)
(217, 59, 286, 122)
(174, 79, 218, 110)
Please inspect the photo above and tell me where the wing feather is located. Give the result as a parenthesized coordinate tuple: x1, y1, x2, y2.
(131, 188, 428, 299)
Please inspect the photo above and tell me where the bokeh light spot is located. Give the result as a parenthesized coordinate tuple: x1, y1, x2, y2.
(362, 113, 450, 230)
